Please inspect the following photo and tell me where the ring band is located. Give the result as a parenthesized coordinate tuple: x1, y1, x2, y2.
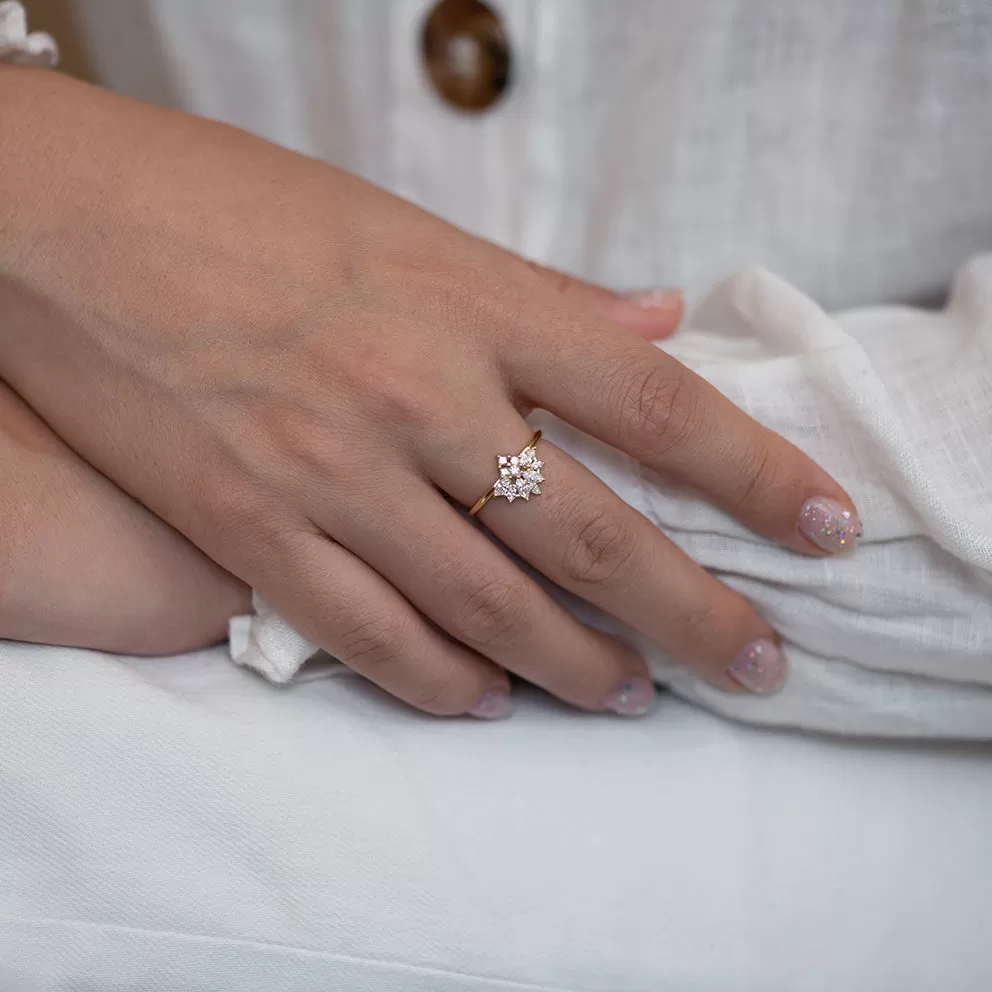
(468, 430, 544, 517)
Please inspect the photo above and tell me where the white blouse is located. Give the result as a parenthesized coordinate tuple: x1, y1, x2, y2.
(70, 0, 992, 309)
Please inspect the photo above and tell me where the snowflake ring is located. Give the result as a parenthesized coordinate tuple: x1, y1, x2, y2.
(468, 430, 545, 517)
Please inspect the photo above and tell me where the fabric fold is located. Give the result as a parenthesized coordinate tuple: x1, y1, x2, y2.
(231, 258, 992, 738)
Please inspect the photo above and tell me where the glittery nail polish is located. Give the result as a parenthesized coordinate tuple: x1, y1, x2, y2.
(469, 689, 514, 721)
(798, 497, 864, 553)
(623, 288, 683, 311)
(726, 638, 786, 694)
(602, 675, 656, 717)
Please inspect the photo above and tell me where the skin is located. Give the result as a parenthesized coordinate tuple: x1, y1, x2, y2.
(0, 380, 250, 654)
(0, 271, 677, 656)
(0, 66, 859, 715)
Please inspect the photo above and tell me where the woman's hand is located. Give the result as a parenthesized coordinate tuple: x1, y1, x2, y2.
(0, 68, 861, 717)
(0, 381, 250, 654)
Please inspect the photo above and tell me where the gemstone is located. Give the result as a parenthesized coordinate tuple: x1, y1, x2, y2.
(489, 440, 545, 507)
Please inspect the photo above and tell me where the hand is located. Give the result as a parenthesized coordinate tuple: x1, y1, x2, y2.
(0, 381, 250, 654)
(0, 69, 861, 717)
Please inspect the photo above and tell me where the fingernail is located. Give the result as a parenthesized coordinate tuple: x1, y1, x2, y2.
(798, 497, 864, 553)
(623, 287, 683, 311)
(727, 638, 787, 694)
(469, 689, 514, 720)
(602, 675, 656, 717)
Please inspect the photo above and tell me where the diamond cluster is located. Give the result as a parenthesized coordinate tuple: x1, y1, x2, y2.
(492, 447, 544, 503)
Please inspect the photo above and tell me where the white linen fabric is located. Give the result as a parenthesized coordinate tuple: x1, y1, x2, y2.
(233, 257, 992, 739)
(2, 640, 991, 991)
(3, 3, 990, 988)
(72, 0, 992, 311)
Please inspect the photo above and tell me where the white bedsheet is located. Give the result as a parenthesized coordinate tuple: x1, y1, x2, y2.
(2, 640, 990, 990)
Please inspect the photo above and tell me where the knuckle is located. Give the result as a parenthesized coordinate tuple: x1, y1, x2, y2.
(669, 599, 723, 656)
(522, 258, 545, 282)
(451, 576, 527, 649)
(612, 360, 701, 457)
(408, 658, 467, 716)
(196, 480, 295, 568)
(335, 612, 408, 672)
(730, 442, 775, 514)
(524, 258, 571, 297)
(670, 595, 759, 665)
(559, 503, 638, 587)
(366, 359, 441, 429)
(336, 612, 468, 716)
(258, 405, 354, 477)
(336, 340, 445, 431)
(731, 441, 807, 519)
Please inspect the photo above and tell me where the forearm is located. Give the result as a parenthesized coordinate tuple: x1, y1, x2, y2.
(0, 65, 105, 286)
(0, 65, 140, 394)
(0, 75, 252, 651)
(0, 62, 342, 291)
(0, 63, 352, 393)
(0, 65, 239, 415)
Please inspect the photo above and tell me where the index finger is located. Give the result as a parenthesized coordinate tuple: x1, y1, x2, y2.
(505, 318, 862, 556)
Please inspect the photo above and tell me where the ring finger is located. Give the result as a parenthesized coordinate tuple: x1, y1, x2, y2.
(320, 474, 657, 716)
(428, 419, 787, 695)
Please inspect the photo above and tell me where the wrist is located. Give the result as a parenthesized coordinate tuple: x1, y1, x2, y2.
(0, 66, 80, 282)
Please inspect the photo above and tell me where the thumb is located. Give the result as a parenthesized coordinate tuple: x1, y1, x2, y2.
(524, 260, 684, 340)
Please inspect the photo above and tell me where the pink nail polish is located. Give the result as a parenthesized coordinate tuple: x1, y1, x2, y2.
(798, 497, 864, 553)
(602, 675, 656, 717)
(727, 638, 786, 694)
(623, 288, 683, 311)
(469, 689, 514, 720)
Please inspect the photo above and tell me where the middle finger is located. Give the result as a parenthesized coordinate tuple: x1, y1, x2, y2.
(429, 422, 787, 695)
(321, 467, 657, 715)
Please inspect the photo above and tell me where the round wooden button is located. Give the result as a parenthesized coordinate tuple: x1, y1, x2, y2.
(421, 0, 512, 112)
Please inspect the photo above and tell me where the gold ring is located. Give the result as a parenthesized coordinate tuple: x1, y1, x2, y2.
(468, 430, 544, 517)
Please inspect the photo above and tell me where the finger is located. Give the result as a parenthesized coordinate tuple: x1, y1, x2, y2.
(322, 472, 657, 717)
(505, 326, 863, 556)
(253, 525, 513, 719)
(432, 424, 786, 694)
(522, 259, 684, 340)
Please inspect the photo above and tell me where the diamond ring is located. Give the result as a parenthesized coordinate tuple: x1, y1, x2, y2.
(468, 430, 545, 517)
